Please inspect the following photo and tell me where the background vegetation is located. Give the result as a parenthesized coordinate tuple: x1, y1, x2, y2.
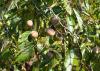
(0, 0, 100, 71)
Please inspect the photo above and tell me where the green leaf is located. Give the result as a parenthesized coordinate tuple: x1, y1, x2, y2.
(63, 0, 72, 15)
(52, 6, 62, 14)
(64, 49, 74, 71)
(73, 8, 83, 31)
(15, 51, 30, 62)
(92, 62, 100, 71)
(18, 31, 31, 44)
(66, 16, 74, 33)
(53, 50, 62, 60)
(7, 0, 20, 11)
(16, 40, 34, 63)
(0, 48, 12, 60)
(32, 67, 39, 71)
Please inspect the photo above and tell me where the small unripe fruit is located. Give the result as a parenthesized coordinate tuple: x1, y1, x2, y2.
(46, 51, 53, 59)
(27, 20, 33, 27)
(92, 47, 100, 54)
(47, 28, 55, 36)
(50, 15, 60, 25)
(31, 31, 38, 38)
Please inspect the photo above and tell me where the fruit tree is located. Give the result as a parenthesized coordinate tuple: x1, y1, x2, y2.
(0, 0, 100, 71)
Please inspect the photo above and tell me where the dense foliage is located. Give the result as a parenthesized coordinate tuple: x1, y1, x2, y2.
(0, 0, 100, 71)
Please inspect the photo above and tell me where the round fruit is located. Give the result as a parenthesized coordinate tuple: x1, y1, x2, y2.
(50, 15, 60, 25)
(47, 28, 55, 36)
(31, 31, 38, 38)
(92, 47, 100, 54)
(46, 51, 53, 59)
(27, 20, 33, 27)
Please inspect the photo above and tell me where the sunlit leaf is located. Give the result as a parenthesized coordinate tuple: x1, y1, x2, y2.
(18, 31, 31, 44)
(66, 16, 74, 33)
(73, 8, 83, 31)
(63, 0, 72, 15)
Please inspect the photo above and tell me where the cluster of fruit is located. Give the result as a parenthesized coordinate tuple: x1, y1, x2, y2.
(27, 15, 59, 38)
